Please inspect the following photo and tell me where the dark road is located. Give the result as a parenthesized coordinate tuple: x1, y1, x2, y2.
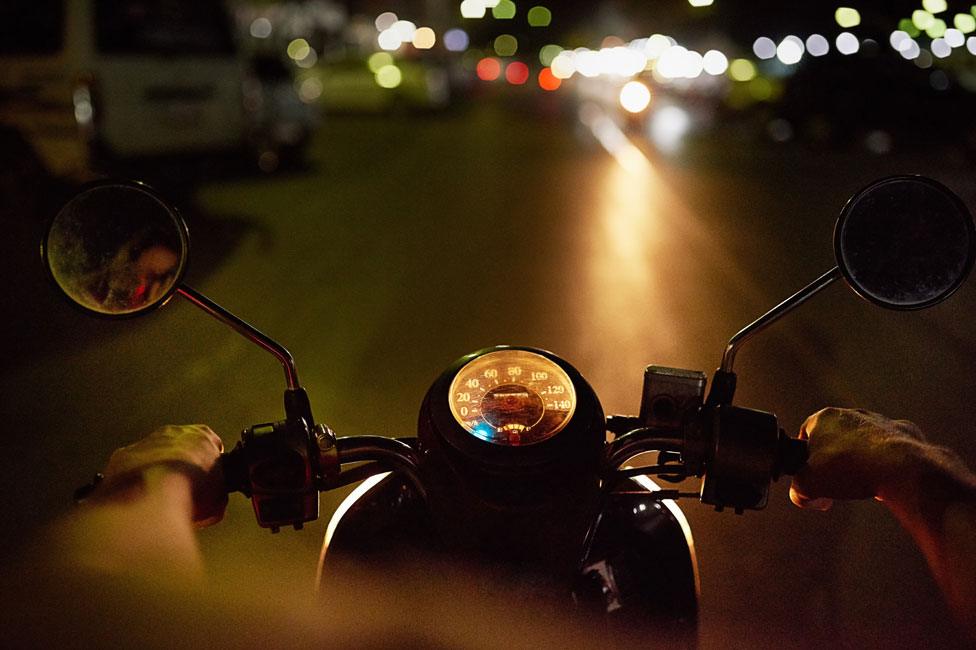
(4, 95, 976, 647)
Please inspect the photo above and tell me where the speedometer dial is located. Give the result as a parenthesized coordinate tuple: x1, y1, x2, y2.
(448, 349, 577, 446)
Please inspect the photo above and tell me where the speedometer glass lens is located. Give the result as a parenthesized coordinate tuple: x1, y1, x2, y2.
(448, 350, 577, 446)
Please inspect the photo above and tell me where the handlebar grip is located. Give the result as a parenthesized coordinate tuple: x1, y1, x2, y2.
(219, 444, 249, 494)
(776, 435, 809, 477)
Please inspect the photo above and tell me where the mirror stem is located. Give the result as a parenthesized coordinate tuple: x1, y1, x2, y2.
(719, 266, 841, 374)
(177, 285, 301, 390)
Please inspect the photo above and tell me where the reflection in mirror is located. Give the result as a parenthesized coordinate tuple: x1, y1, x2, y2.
(44, 182, 188, 316)
(835, 176, 975, 310)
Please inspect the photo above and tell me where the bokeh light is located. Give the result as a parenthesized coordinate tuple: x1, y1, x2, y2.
(493, 0, 517, 19)
(835, 8, 861, 28)
(494, 34, 518, 57)
(650, 105, 690, 153)
(956, 14, 976, 33)
(913, 10, 935, 30)
(505, 61, 530, 85)
(776, 36, 804, 64)
(926, 18, 948, 38)
(806, 34, 829, 56)
(702, 50, 728, 75)
(527, 6, 551, 27)
(250, 18, 272, 39)
(836, 32, 860, 55)
(945, 28, 964, 47)
(412, 27, 436, 49)
(619, 80, 652, 113)
(600, 46, 647, 77)
(655, 45, 705, 79)
(645, 34, 672, 59)
(728, 58, 757, 81)
(375, 65, 403, 88)
(444, 28, 469, 52)
(576, 50, 600, 78)
(900, 40, 921, 59)
(298, 77, 322, 102)
(539, 44, 562, 66)
(460, 0, 486, 19)
(931, 38, 951, 57)
(551, 52, 576, 78)
(753, 37, 776, 60)
(378, 28, 401, 51)
(969, 36, 976, 55)
(923, 0, 947, 13)
(392, 20, 417, 42)
(476, 57, 502, 80)
(368, 52, 393, 73)
(538, 67, 561, 91)
(287, 39, 311, 61)
(890, 30, 910, 50)
(375, 12, 398, 31)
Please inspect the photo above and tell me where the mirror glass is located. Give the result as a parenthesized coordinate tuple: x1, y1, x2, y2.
(43, 182, 188, 316)
(834, 176, 975, 310)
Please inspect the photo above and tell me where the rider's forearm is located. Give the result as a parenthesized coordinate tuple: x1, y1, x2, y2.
(878, 441, 976, 635)
(53, 466, 204, 580)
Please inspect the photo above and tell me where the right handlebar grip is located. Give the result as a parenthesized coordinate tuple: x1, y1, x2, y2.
(776, 435, 809, 477)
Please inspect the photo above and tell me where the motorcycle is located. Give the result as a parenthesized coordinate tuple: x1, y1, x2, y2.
(41, 175, 975, 643)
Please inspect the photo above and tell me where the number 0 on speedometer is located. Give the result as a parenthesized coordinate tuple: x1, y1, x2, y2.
(448, 349, 577, 446)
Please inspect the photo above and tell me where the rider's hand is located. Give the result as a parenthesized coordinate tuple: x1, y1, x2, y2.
(789, 407, 927, 511)
(97, 424, 227, 527)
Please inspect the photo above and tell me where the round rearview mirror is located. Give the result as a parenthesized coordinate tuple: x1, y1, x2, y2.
(834, 175, 975, 310)
(42, 181, 189, 317)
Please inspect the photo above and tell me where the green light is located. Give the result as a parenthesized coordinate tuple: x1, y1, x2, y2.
(493, 34, 518, 56)
(492, 0, 516, 19)
(923, 0, 947, 13)
(367, 52, 394, 73)
(375, 64, 402, 89)
(729, 58, 757, 82)
(835, 7, 861, 28)
(926, 18, 947, 38)
(955, 13, 976, 33)
(539, 44, 562, 66)
(898, 18, 921, 37)
(527, 6, 551, 27)
(287, 38, 311, 60)
(913, 10, 935, 30)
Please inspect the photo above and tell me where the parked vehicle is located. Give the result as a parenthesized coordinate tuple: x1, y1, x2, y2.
(0, 0, 247, 179)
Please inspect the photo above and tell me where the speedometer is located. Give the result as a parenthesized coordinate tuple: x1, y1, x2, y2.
(448, 349, 577, 446)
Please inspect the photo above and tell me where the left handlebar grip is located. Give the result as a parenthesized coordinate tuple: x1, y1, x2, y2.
(219, 444, 249, 494)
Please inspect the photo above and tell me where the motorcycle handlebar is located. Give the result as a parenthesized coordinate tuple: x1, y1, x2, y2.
(334, 436, 427, 501)
(219, 434, 428, 501)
